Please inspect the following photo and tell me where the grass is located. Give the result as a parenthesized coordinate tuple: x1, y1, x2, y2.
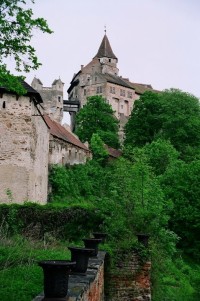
(0, 235, 71, 301)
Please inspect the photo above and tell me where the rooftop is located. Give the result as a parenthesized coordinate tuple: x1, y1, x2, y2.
(0, 80, 43, 103)
(94, 34, 117, 60)
(44, 115, 89, 151)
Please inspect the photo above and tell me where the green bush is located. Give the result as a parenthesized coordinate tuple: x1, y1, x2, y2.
(0, 203, 103, 241)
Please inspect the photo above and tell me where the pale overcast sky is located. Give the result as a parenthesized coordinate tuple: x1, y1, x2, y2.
(7, 0, 200, 123)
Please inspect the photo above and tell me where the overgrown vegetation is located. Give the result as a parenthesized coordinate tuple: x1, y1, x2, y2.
(0, 235, 71, 301)
(0, 203, 103, 301)
(1, 89, 200, 300)
(48, 148, 200, 300)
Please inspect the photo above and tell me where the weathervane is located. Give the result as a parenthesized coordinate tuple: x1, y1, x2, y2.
(104, 25, 106, 34)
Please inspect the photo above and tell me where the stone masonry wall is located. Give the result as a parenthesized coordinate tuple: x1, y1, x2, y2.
(49, 136, 91, 166)
(0, 93, 49, 204)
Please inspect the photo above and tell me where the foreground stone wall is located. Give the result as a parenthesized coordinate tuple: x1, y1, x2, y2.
(33, 251, 106, 301)
(33, 250, 151, 301)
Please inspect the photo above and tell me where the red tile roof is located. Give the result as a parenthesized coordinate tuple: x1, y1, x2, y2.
(44, 115, 89, 151)
(105, 145, 122, 158)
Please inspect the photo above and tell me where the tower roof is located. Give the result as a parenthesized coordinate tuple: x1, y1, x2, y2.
(94, 34, 117, 59)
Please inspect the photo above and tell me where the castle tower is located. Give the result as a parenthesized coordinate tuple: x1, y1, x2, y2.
(31, 77, 64, 123)
(67, 33, 137, 139)
(94, 33, 119, 76)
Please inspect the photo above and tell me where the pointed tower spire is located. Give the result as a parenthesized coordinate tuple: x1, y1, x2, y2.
(94, 33, 117, 60)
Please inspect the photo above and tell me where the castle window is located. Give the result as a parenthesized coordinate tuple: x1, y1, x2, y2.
(109, 59, 111, 62)
(96, 86, 102, 94)
(58, 96, 61, 102)
(127, 91, 133, 98)
(84, 89, 86, 96)
(95, 77, 97, 82)
(125, 100, 129, 115)
(120, 89, 125, 96)
(2, 101, 6, 109)
(110, 86, 115, 94)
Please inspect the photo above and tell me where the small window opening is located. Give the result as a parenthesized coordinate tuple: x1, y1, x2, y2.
(2, 101, 6, 109)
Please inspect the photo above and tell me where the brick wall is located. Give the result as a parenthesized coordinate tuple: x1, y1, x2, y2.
(105, 251, 151, 301)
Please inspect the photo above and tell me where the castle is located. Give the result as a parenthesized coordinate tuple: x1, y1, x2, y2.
(0, 33, 155, 204)
(67, 33, 156, 140)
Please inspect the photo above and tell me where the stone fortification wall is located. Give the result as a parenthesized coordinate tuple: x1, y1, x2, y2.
(0, 93, 49, 204)
(49, 136, 91, 166)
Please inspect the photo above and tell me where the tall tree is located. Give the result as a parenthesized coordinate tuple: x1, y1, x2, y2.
(160, 159, 200, 259)
(125, 91, 162, 146)
(124, 89, 200, 161)
(0, 0, 52, 93)
(75, 95, 120, 148)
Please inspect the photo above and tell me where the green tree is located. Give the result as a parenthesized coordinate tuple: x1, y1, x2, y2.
(124, 91, 162, 146)
(143, 139, 180, 176)
(0, 0, 52, 93)
(90, 133, 109, 165)
(124, 89, 200, 161)
(160, 159, 200, 259)
(75, 95, 120, 148)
